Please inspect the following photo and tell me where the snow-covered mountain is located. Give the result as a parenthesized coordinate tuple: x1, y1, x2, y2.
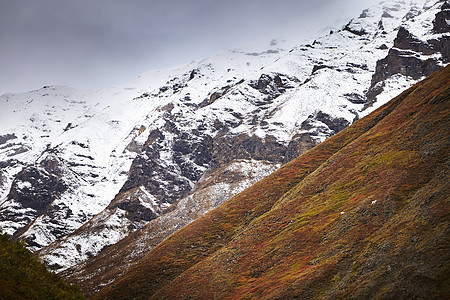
(0, 0, 448, 294)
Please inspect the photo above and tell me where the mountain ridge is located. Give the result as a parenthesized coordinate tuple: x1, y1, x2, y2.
(96, 64, 450, 300)
(47, 1, 448, 277)
(0, 1, 448, 295)
(55, 2, 450, 287)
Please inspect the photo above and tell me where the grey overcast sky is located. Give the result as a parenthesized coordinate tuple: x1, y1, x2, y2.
(0, 0, 379, 95)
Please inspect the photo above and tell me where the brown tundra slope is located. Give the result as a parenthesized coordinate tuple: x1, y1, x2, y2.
(96, 66, 449, 299)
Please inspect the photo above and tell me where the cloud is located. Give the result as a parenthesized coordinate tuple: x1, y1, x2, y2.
(0, 0, 380, 95)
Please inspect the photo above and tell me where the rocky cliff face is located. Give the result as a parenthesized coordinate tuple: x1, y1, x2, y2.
(366, 0, 450, 107)
(0, 0, 448, 293)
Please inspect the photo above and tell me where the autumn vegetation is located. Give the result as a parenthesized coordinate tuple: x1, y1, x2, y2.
(96, 66, 449, 299)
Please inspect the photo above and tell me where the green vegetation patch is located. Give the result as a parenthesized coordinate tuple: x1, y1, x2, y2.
(0, 232, 84, 300)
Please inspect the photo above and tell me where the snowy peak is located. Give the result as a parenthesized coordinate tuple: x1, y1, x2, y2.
(366, 0, 450, 108)
(0, 0, 448, 291)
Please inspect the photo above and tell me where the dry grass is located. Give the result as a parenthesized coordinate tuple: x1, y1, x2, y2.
(96, 66, 450, 300)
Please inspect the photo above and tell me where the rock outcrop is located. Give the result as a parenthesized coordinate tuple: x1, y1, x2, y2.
(365, 1, 449, 107)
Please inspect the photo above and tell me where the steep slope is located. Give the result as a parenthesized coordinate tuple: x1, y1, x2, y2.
(53, 1, 450, 291)
(58, 159, 279, 295)
(0, 231, 84, 299)
(0, 0, 448, 282)
(0, 69, 182, 246)
(0, 42, 287, 254)
(96, 65, 449, 299)
(40, 0, 449, 277)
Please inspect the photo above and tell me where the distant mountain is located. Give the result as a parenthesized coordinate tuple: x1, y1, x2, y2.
(96, 64, 450, 299)
(0, 0, 448, 296)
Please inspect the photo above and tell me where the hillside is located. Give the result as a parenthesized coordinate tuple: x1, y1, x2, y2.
(0, 231, 84, 299)
(39, 0, 448, 282)
(0, 0, 448, 294)
(96, 65, 449, 299)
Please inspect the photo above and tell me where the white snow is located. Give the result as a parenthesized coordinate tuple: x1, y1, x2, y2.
(0, 0, 447, 273)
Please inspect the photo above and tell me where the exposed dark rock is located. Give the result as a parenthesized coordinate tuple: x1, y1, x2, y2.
(0, 159, 18, 170)
(380, 49, 439, 80)
(366, 48, 441, 107)
(0, 160, 19, 193)
(301, 111, 351, 135)
(209, 134, 286, 173)
(198, 82, 238, 109)
(248, 73, 299, 104)
(428, 35, 450, 63)
(404, 6, 421, 21)
(0, 171, 5, 187)
(189, 69, 198, 80)
(159, 86, 169, 93)
(0, 133, 17, 145)
(316, 111, 350, 133)
(119, 114, 318, 222)
(120, 152, 192, 206)
(311, 64, 331, 75)
(117, 198, 158, 222)
(172, 83, 184, 93)
(7, 145, 30, 157)
(6, 166, 67, 212)
(249, 74, 282, 93)
(125, 139, 140, 153)
(74, 154, 94, 160)
(346, 62, 369, 71)
(63, 123, 75, 131)
(157, 76, 190, 95)
(344, 93, 366, 104)
(163, 120, 180, 135)
(443, 1, 450, 10)
(0, 205, 32, 225)
(209, 92, 223, 103)
(433, 1, 450, 33)
(39, 155, 65, 177)
(120, 123, 214, 209)
(283, 134, 316, 164)
(394, 27, 436, 55)
(359, 9, 369, 18)
(365, 25, 446, 107)
(173, 132, 213, 181)
(382, 11, 394, 18)
(145, 129, 164, 147)
(343, 21, 367, 36)
(70, 141, 89, 149)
